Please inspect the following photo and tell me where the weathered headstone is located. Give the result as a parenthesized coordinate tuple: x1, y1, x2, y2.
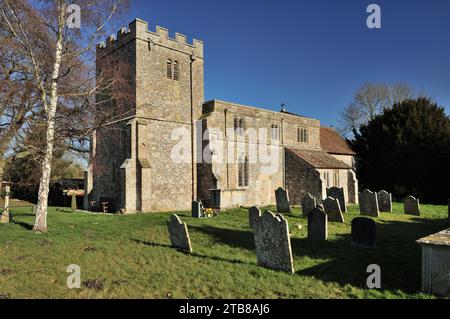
(323, 197, 345, 223)
(275, 187, 291, 213)
(1, 185, 10, 224)
(377, 190, 392, 213)
(168, 214, 192, 253)
(359, 189, 380, 217)
(253, 211, 294, 273)
(326, 187, 346, 213)
(308, 207, 327, 241)
(71, 194, 77, 213)
(404, 196, 420, 216)
(248, 206, 261, 229)
(351, 217, 376, 248)
(301, 193, 317, 217)
(192, 200, 203, 218)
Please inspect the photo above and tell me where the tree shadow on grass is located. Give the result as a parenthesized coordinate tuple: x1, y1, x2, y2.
(130, 237, 253, 267)
(13, 221, 34, 230)
(189, 225, 255, 251)
(294, 217, 449, 293)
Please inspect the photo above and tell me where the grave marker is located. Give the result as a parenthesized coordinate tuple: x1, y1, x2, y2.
(253, 211, 294, 273)
(323, 197, 345, 223)
(168, 214, 192, 253)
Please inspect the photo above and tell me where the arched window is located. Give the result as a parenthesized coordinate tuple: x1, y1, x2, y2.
(333, 170, 340, 187)
(238, 155, 249, 187)
(173, 61, 179, 81)
(166, 59, 172, 79)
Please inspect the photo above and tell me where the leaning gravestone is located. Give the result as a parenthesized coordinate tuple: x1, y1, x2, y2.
(275, 187, 291, 213)
(359, 189, 380, 217)
(326, 187, 346, 213)
(301, 193, 317, 217)
(168, 214, 192, 253)
(323, 197, 345, 223)
(308, 207, 327, 241)
(1, 185, 10, 224)
(377, 190, 392, 213)
(248, 206, 261, 229)
(351, 217, 376, 248)
(192, 200, 203, 218)
(404, 196, 420, 216)
(253, 211, 294, 273)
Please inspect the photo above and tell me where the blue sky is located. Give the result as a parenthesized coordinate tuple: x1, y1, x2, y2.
(127, 0, 450, 127)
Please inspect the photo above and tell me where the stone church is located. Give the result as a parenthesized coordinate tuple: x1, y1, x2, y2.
(84, 18, 358, 213)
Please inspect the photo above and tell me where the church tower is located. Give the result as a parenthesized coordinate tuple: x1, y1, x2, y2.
(90, 19, 204, 212)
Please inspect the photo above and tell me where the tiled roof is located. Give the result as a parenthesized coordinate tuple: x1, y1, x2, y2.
(320, 127, 355, 155)
(287, 148, 351, 169)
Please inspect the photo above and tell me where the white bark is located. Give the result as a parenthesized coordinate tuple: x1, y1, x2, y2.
(33, 2, 65, 232)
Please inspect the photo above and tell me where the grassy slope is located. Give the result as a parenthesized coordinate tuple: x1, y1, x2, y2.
(0, 203, 448, 299)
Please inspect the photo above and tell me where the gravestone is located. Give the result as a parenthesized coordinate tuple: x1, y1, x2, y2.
(71, 194, 77, 213)
(351, 217, 376, 248)
(1, 185, 10, 224)
(301, 193, 317, 217)
(192, 200, 203, 218)
(253, 211, 294, 273)
(326, 187, 346, 213)
(308, 207, 327, 241)
(404, 196, 420, 216)
(168, 214, 192, 253)
(249, 206, 261, 229)
(323, 197, 345, 223)
(275, 187, 291, 213)
(359, 189, 380, 217)
(377, 190, 392, 213)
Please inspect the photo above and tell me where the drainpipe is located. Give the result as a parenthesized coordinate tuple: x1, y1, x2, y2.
(224, 109, 229, 189)
(190, 53, 196, 201)
(281, 118, 286, 189)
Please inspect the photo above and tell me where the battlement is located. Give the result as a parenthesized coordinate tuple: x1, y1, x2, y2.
(96, 18, 203, 58)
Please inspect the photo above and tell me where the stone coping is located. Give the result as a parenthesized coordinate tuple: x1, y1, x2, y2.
(416, 228, 450, 247)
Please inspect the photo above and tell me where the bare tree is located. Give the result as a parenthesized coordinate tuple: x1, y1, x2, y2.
(0, 0, 131, 232)
(338, 82, 419, 137)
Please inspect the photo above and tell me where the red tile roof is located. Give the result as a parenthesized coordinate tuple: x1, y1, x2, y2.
(320, 127, 355, 155)
(287, 148, 351, 169)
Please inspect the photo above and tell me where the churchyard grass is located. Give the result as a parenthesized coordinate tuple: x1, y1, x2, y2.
(0, 203, 447, 298)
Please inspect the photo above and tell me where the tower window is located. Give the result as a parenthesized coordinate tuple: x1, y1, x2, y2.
(166, 59, 172, 79)
(271, 124, 279, 140)
(234, 117, 245, 136)
(238, 155, 249, 187)
(297, 127, 308, 143)
(173, 61, 179, 81)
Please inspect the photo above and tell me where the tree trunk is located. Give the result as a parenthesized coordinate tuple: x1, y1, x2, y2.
(33, 2, 65, 232)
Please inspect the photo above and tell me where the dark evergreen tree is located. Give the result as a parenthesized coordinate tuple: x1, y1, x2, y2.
(347, 97, 450, 204)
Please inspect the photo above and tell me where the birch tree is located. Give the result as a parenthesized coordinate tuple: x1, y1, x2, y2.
(0, 0, 130, 232)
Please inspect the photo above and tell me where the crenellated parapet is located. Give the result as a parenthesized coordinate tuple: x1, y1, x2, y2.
(96, 18, 204, 59)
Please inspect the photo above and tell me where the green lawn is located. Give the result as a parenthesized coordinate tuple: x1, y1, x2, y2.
(0, 203, 448, 299)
